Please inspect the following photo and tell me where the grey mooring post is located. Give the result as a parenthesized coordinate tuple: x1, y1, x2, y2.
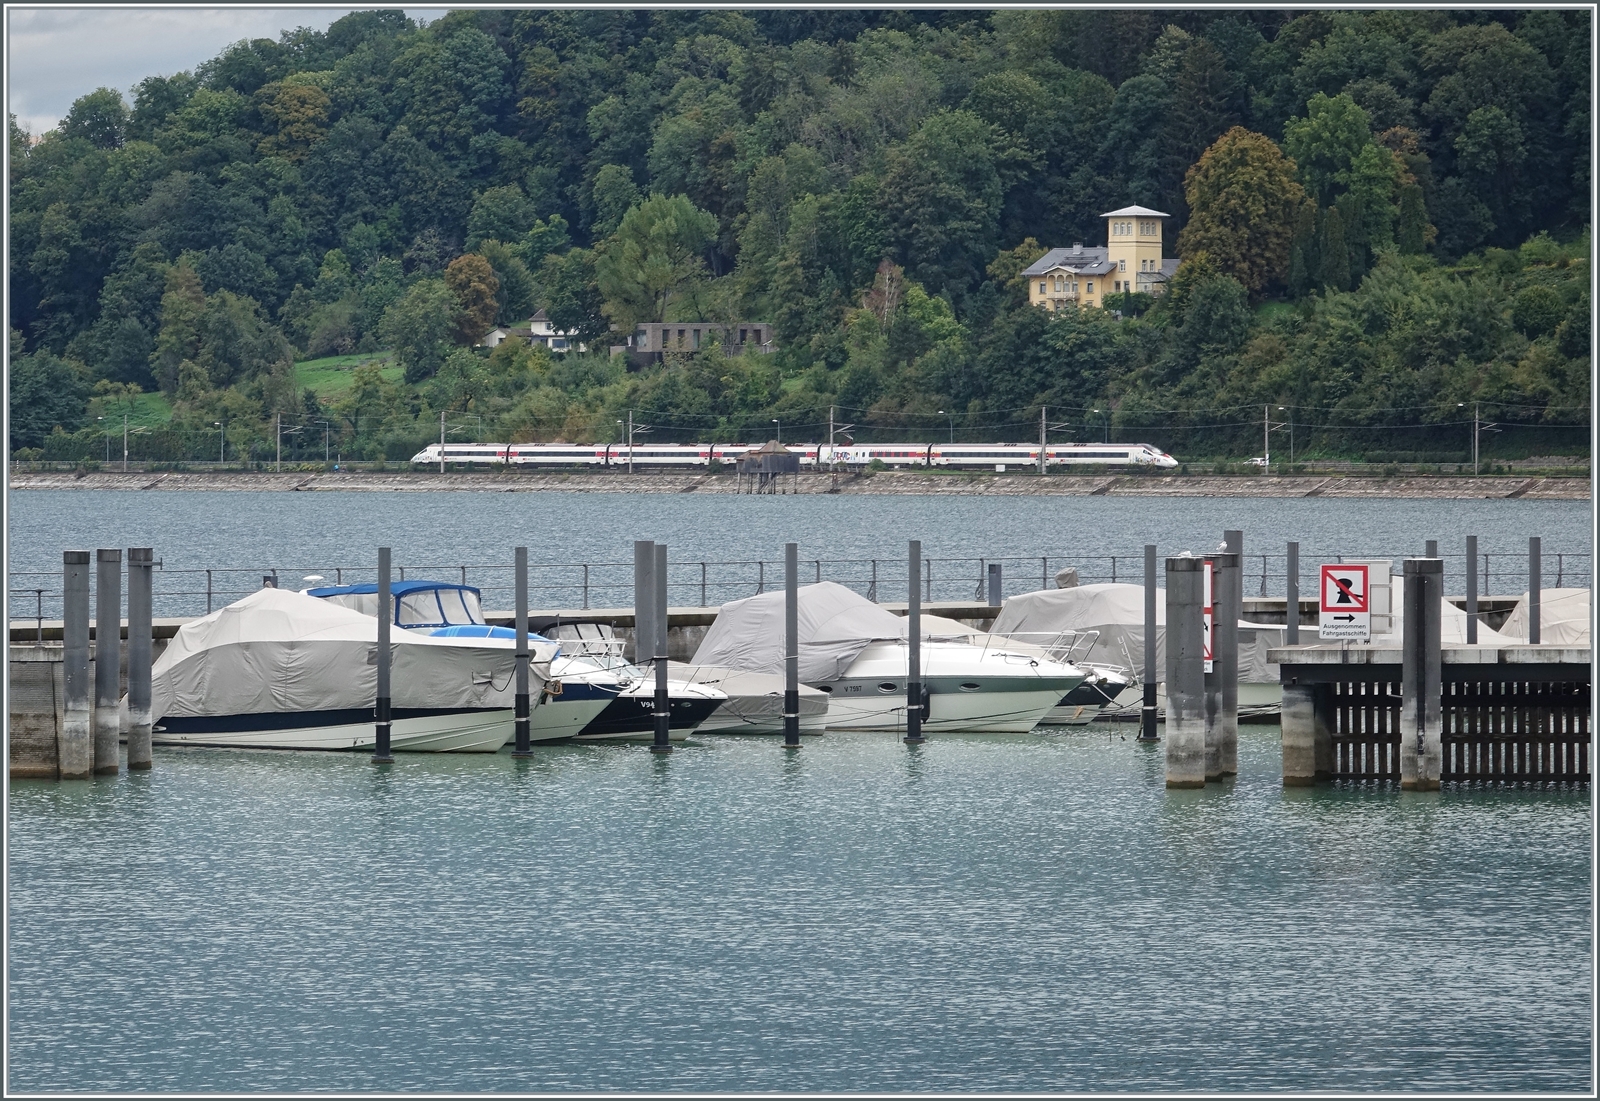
(1285, 541, 1300, 645)
(1281, 676, 1333, 786)
(987, 562, 1002, 608)
(61, 551, 93, 780)
(94, 548, 123, 775)
(1220, 531, 1244, 775)
(1528, 536, 1541, 645)
(634, 540, 655, 666)
(652, 543, 671, 753)
(372, 547, 394, 763)
(1465, 535, 1479, 644)
(784, 542, 801, 747)
(905, 539, 925, 744)
(1139, 544, 1158, 741)
(126, 548, 154, 771)
(1399, 558, 1443, 790)
(1205, 550, 1240, 780)
(513, 546, 532, 757)
(1164, 556, 1207, 788)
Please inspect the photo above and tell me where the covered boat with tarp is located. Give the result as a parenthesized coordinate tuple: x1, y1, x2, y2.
(150, 587, 557, 752)
(692, 581, 1085, 733)
(990, 583, 1286, 721)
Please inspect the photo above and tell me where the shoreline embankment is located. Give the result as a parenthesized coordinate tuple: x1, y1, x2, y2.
(7, 470, 1590, 498)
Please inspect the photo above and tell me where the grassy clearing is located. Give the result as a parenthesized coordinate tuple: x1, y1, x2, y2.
(1254, 300, 1297, 323)
(295, 352, 400, 398)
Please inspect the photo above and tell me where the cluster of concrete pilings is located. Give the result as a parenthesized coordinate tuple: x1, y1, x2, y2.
(1162, 530, 1246, 788)
(39, 549, 155, 780)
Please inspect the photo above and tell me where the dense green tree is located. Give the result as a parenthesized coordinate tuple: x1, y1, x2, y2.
(475, 240, 536, 325)
(59, 88, 129, 149)
(382, 278, 457, 383)
(1177, 127, 1305, 294)
(444, 253, 501, 344)
(9, 352, 92, 447)
(595, 193, 717, 329)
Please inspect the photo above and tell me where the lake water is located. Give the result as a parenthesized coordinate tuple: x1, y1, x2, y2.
(5, 490, 1592, 616)
(6, 490, 1594, 1091)
(8, 731, 1592, 1093)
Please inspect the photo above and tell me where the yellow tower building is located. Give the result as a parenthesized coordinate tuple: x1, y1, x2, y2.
(1023, 204, 1180, 312)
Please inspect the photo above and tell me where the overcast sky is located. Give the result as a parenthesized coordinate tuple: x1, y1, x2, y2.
(6, 6, 448, 135)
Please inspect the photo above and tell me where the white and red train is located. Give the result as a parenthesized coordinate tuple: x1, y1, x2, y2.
(410, 441, 1178, 469)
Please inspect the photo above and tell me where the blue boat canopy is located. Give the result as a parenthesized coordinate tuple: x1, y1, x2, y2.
(306, 580, 488, 630)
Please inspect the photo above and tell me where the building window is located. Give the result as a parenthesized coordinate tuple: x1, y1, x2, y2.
(692, 329, 701, 350)
(1086, 281, 1094, 294)
(1118, 259, 1126, 272)
(1039, 281, 1046, 294)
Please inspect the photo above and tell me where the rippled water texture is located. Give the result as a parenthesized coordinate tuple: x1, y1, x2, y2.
(8, 731, 1592, 1092)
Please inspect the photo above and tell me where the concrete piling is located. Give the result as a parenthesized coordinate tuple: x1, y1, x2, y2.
(94, 548, 122, 775)
(513, 546, 531, 757)
(1139, 544, 1158, 741)
(126, 548, 154, 770)
(372, 547, 394, 763)
(61, 551, 93, 781)
(652, 543, 671, 753)
(987, 562, 1002, 608)
(634, 540, 655, 666)
(1285, 541, 1300, 645)
(1280, 680, 1334, 786)
(1528, 536, 1541, 645)
(1465, 535, 1479, 644)
(1164, 556, 1207, 788)
(1398, 558, 1443, 790)
(1217, 533, 1243, 777)
(784, 542, 801, 747)
(905, 540, 925, 745)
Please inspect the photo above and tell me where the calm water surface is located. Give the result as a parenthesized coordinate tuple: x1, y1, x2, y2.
(6, 490, 1593, 1090)
(7, 730, 1591, 1092)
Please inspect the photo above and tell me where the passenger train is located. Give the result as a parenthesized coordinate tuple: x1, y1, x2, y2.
(410, 441, 1178, 469)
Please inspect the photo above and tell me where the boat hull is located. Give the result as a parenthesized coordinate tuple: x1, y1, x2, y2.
(153, 707, 516, 752)
(823, 678, 1075, 734)
(571, 693, 720, 742)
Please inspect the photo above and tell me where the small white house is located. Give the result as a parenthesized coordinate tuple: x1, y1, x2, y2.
(481, 309, 584, 352)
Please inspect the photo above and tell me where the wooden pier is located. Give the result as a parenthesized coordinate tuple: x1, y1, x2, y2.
(1274, 642, 1590, 785)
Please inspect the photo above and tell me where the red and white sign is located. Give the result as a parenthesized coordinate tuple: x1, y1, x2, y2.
(1319, 564, 1371, 640)
(1203, 558, 1214, 672)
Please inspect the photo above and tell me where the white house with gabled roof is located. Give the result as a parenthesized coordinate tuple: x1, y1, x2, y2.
(1024, 205, 1181, 312)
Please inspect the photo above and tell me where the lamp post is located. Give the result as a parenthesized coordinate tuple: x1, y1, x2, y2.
(98, 416, 108, 463)
(938, 409, 953, 443)
(772, 418, 780, 445)
(123, 411, 130, 472)
(1092, 408, 1109, 443)
(1277, 406, 1292, 466)
(215, 421, 225, 465)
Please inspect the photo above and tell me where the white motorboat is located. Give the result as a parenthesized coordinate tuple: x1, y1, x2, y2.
(669, 662, 830, 735)
(691, 582, 1086, 734)
(149, 588, 557, 752)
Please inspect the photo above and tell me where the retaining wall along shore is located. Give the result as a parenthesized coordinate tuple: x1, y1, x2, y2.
(8, 470, 1590, 498)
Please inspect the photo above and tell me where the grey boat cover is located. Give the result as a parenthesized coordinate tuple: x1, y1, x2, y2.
(1487, 588, 1589, 646)
(990, 583, 1286, 684)
(691, 581, 909, 683)
(151, 587, 553, 720)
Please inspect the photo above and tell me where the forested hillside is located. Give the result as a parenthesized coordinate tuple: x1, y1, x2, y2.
(8, 9, 1591, 464)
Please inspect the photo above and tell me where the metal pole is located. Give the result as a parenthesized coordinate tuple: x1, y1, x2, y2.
(372, 547, 393, 762)
(905, 539, 924, 744)
(276, 412, 281, 472)
(1165, 556, 1206, 787)
(513, 546, 531, 756)
(1399, 558, 1443, 790)
(440, 410, 446, 474)
(126, 548, 154, 771)
(1038, 406, 1046, 475)
(93, 548, 123, 775)
(784, 542, 800, 747)
(1529, 536, 1541, 645)
(1139, 544, 1158, 741)
(206, 568, 213, 614)
(628, 410, 634, 476)
(123, 412, 129, 473)
(1465, 535, 1479, 644)
(987, 563, 1002, 608)
(1285, 542, 1300, 645)
(652, 543, 671, 753)
(62, 551, 93, 780)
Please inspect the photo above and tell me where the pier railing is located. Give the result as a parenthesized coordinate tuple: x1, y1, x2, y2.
(9, 549, 1587, 628)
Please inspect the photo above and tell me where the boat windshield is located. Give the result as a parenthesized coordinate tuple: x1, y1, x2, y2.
(395, 586, 485, 627)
